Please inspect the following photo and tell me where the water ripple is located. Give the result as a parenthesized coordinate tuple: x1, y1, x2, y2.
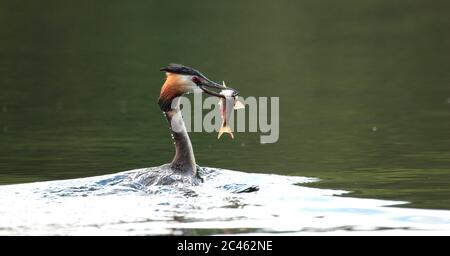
(0, 166, 449, 235)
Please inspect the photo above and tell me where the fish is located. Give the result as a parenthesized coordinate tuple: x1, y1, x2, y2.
(218, 82, 245, 139)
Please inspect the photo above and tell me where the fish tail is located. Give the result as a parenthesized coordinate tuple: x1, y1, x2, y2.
(218, 126, 234, 139)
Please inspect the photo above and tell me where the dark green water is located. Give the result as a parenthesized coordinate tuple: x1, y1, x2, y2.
(1, 0, 449, 210)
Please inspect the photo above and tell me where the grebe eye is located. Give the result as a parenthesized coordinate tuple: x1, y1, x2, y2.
(192, 76, 200, 84)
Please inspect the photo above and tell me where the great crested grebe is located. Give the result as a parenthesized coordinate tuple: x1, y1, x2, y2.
(132, 63, 236, 186)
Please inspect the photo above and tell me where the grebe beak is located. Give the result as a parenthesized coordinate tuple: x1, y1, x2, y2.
(198, 77, 239, 98)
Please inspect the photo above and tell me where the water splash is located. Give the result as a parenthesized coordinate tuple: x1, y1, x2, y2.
(0, 167, 449, 235)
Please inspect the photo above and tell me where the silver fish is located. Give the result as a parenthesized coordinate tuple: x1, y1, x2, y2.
(218, 83, 244, 139)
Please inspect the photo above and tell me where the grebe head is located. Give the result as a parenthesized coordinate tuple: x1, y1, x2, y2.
(158, 64, 226, 111)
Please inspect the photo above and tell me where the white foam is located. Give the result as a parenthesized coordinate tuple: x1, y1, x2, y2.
(0, 167, 449, 235)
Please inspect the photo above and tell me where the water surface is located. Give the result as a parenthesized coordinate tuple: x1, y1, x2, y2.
(0, 0, 450, 222)
(1, 168, 449, 235)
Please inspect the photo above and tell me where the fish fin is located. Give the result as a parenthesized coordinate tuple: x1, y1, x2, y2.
(234, 100, 245, 110)
(222, 81, 227, 88)
(218, 126, 234, 139)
